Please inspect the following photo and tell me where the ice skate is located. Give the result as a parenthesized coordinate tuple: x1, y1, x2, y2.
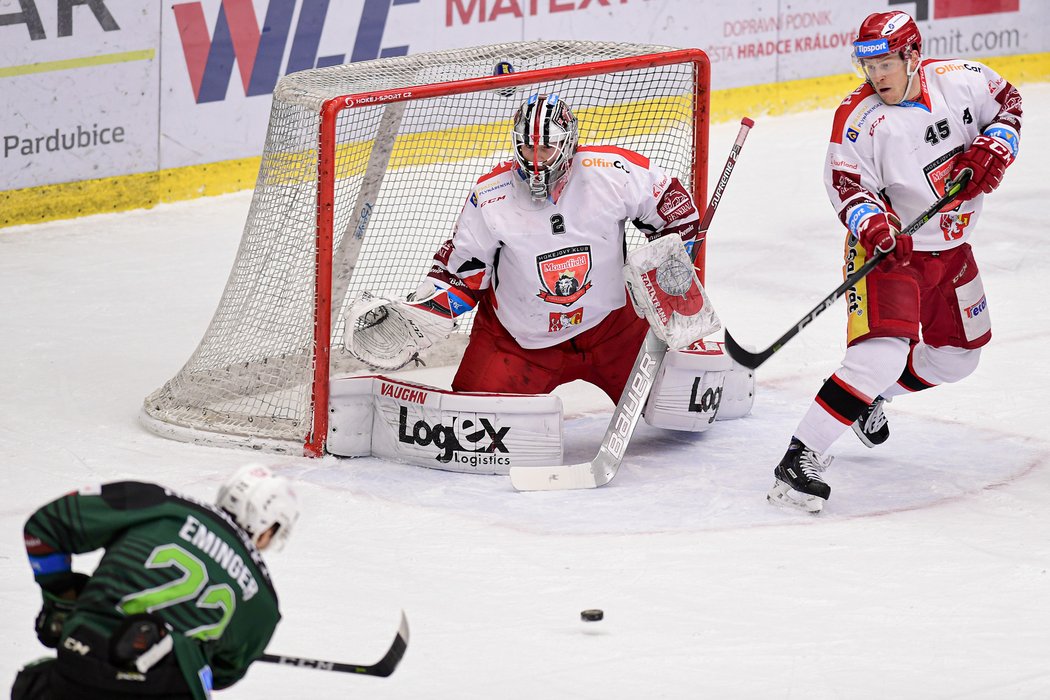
(852, 396, 889, 447)
(768, 438, 833, 513)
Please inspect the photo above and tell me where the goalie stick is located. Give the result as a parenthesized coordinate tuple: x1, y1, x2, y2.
(259, 609, 409, 678)
(509, 117, 755, 491)
(722, 167, 972, 370)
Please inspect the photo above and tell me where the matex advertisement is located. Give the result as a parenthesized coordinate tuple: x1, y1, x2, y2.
(2, 0, 1046, 192)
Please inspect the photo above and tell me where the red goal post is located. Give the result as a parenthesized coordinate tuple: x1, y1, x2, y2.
(142, 42, 711, 457)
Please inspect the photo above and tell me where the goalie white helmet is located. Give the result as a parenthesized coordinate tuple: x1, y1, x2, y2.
(511, 93, 579, 201)
(216, 464, 299, 550)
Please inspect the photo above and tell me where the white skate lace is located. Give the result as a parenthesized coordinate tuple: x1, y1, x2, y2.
(799, 448, 833, 476)
(864, 398, 888, 433)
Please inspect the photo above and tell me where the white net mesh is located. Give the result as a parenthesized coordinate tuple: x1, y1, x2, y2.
(142, 40, 706, 452)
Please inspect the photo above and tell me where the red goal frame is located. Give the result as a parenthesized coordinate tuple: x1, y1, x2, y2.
(306, 49, 711, 455)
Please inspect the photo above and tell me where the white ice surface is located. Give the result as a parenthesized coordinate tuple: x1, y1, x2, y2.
(2, 85, 1049, 699)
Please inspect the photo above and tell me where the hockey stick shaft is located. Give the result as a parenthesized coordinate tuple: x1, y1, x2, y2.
(723, 168, 973, 370)
(509, 117, 755, 491)
(259, 610, 409, 678)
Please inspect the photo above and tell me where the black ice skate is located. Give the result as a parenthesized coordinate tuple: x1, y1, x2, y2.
(852, 395, 889, 447)
(767, 438, 833, 513)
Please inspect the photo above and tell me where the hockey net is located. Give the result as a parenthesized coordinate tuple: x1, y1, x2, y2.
(142, 40, 710, 455)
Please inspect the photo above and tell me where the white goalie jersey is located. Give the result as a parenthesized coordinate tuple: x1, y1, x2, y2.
(826, 58, 1022, 251)
(427, 146, 700, 349)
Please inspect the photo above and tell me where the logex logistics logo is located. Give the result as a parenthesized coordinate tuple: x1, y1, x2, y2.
(173, 0, 418, 104)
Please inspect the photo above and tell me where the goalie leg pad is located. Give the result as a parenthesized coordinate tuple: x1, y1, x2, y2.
(327, 376, 563, 474)
(623, 235, 721, 350)
(643, 340, 754, 431)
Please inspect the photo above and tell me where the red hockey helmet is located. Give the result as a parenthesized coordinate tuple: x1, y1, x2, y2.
(852, 11, 922, 61)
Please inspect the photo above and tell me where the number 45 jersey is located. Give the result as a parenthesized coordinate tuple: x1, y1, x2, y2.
(24, 481, 280, 696)
(826, 58, 1022, 251)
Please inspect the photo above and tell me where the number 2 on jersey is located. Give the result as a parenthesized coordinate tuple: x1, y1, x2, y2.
(117, 543, 236, 641)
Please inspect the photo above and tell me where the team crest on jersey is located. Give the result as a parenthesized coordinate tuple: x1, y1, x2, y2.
(940, 211, 972, 241)
(923, 148, 965, 212)
(536, 246, 592, 305)
(548, 308, 584, 332)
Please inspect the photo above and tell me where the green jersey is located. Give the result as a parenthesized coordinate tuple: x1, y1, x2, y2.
(24, 481, 281, 698)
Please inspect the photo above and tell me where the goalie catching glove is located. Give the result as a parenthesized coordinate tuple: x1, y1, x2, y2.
(344, 287, 463, 371)
(622, 234, 721, 350)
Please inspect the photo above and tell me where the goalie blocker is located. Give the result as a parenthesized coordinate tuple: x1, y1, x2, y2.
(326, 345, 753, 473)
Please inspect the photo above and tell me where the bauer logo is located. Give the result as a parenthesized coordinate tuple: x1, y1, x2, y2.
(603, 354, 656, 460)
(173, 0, 420, 104)
(397, 407, 511, 465)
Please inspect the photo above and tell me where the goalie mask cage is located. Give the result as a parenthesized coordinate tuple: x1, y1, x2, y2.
(142, 41, 710, 456)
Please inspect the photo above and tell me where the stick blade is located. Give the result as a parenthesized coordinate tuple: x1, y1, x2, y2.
(366, 610, 409, 678)
(510, 449, 621, 491)
(723, 329, 771, 370)
(509, 462, 600, 491)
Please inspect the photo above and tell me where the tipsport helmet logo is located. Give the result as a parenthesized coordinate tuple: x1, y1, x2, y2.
(853, 38, 890, 56)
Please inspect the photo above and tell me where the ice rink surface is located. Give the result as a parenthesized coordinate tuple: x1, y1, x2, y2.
(2, 84, 1048, 698)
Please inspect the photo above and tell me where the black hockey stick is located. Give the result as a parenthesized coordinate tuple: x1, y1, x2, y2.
(510, 117, 755, 491)
(259, 609, 409, 677)
(723, 168, 972, 370)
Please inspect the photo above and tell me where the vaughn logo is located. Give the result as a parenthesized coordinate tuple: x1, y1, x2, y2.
(398, 407, 510, 465)
(380, 382, 427, 404)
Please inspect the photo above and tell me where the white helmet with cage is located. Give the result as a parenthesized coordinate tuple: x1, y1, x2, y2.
(216, 464, 299, 550)
(511, 93, 579, 201)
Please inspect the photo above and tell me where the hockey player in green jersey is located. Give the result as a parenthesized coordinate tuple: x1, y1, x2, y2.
(11, 464, 299, 700)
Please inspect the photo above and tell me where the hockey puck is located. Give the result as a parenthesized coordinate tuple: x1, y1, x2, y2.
(580, 609, 604, 622)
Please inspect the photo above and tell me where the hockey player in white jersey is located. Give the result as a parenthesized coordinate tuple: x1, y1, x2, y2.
(401, 93, 704, 402)
(769, 11, 1023, 512)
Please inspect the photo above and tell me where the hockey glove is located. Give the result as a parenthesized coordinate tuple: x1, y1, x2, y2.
(951, 133, 1014, 201)
(856, 210, 910, 270)
(34, 572, 89, 648)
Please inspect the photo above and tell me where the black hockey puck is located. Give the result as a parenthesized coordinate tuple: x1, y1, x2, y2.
(580, 609, 604, 622)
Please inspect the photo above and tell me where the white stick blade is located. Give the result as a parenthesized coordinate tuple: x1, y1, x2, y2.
(509, 462, 599, 491)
